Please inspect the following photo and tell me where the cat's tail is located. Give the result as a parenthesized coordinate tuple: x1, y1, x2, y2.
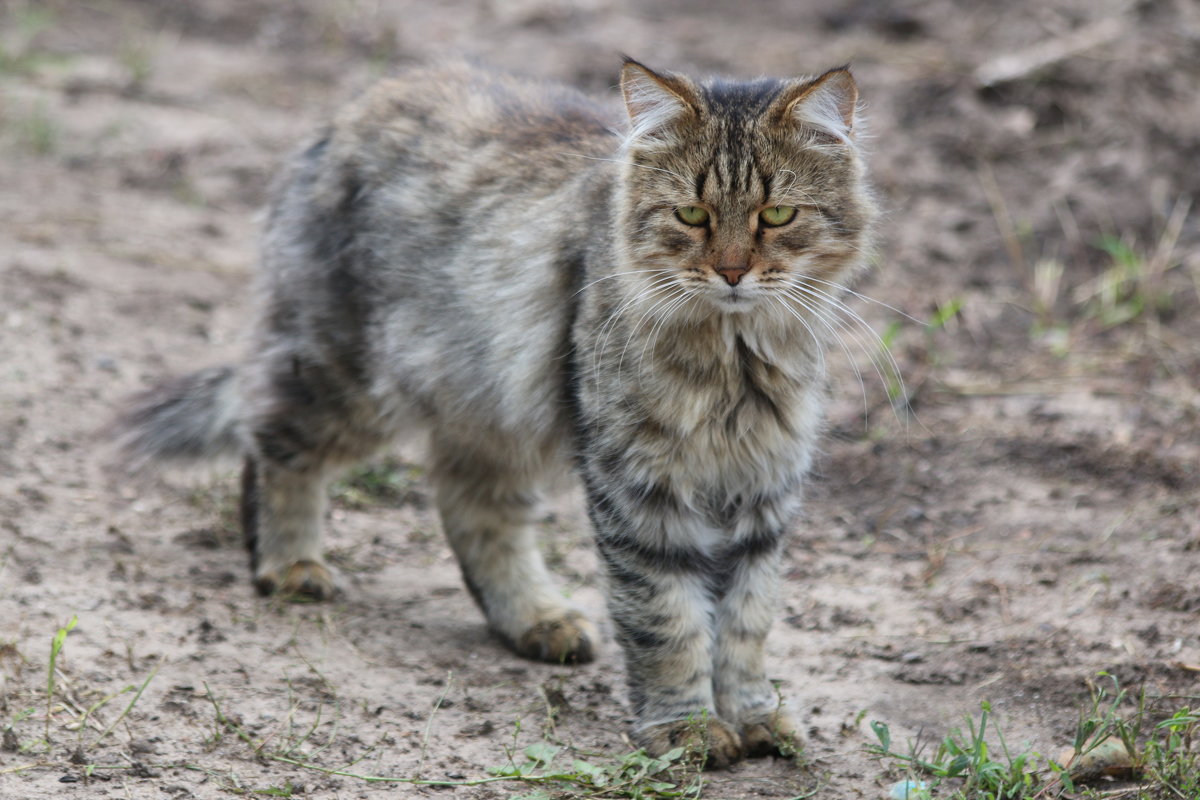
(108, 365, 245, 471)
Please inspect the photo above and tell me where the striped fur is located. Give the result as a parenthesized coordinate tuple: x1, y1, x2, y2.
(110, 59, 876, 766)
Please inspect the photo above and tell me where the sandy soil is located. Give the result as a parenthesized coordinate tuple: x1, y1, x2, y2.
(2, 1, 1198, 797)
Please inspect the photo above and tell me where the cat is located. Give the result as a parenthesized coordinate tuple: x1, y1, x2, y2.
(110, 57, 876, 767)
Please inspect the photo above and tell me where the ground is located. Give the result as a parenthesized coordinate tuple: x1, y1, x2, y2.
(1, 1, 1198, 798)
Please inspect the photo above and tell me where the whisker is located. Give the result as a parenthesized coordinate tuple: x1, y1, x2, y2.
(615, 286, 690, 384)
(574, 268, 674, 297)
(635, 288, 697, 378)
(593, 274, 682, 388)
(789, 282, 907, 391)
(802, 276, 923, 326)
(784, 282, 910, 426)
(777, 287, 872, 417)
(766, 295, 827, 377)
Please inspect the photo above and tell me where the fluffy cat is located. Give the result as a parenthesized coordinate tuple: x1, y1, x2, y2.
(111, 58, 876, 766)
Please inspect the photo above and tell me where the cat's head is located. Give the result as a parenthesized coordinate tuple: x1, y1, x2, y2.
(615, 59, 875, 317)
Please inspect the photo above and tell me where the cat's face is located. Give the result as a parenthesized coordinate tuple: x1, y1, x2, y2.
(616, 62, 874, 317)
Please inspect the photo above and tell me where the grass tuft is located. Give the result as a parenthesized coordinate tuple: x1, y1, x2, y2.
(867, 674, 1200, 799)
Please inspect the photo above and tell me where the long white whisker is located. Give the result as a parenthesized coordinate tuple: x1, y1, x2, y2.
(786, 281, 910, 426)
(766, 294, 827, 377)
(574, 268, 674, 297)
(775, 169, 800, 197)
(803, 276, 923, 325)
(593, 274, 683, 389)
(612, 284, 690, 385)
(789, 281, 908, 396)
(778, 287, 871, 418)
(635, 288, 697, 380)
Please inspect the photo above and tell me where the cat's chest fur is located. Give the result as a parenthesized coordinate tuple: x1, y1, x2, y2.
(576, 308, 824, 524)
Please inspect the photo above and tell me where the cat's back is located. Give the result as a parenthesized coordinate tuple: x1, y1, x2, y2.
(326, 62, 617, 196)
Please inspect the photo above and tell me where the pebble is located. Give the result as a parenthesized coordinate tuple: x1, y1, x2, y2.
(887, 779, 928, 799)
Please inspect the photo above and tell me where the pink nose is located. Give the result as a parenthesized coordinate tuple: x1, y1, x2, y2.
(716, 265, 749, 286)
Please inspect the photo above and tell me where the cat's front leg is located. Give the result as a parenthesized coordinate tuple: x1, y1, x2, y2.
(591, 502, 744, 767)
(712, 529, 801, 758)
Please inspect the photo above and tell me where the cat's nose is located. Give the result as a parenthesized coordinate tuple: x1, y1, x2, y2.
(716, 265, 750, 286)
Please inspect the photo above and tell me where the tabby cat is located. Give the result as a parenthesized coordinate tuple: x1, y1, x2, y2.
(112, 58, 876, 767)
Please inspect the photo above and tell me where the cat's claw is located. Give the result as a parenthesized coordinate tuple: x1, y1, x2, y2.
(639, 717, 744, 769)
(516, 611, 598, 664)
(255, 559, 337, 601)
(740, 711, 803, 759)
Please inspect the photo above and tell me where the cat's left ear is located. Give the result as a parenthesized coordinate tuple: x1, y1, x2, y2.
(770, 67, 859, 144)
(620, 57, 702, 144)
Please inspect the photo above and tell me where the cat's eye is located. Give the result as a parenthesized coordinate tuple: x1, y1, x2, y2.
(674, 205, 710, 227)
(759, 206, 798, 227)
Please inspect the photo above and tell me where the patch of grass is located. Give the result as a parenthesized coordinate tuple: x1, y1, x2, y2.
(872, 295, 960, 413)
(1072, 234, 1162, 329)
(202, 681, 703, 797)
(867, 675, 1200, 799)
(0, 4, 60, 75)
(488, 740, 700, 799)
(1059, 200, 1189, 336)
(117, 35, 154, 93)
(0, 616, 160, 767)
(13, 100, 59, 155)
(332, 456, 425, 510)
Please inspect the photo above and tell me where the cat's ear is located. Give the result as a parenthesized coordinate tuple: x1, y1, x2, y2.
(620, 57, 701, 144)
(771, 67, 859, 145)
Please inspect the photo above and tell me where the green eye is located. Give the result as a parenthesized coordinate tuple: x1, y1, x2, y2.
(759, 206, 798, 227)
(674, 205, 710, 226)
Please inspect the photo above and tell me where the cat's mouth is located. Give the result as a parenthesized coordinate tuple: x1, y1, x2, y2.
(707, 282, 760, 313)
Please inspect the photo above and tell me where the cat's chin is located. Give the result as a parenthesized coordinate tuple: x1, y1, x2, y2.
(705, 289, 763, 314)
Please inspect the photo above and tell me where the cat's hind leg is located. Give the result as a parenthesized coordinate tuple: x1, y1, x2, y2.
(242, 456, 336, 599)
(430, 434, 597, 664)
(238, 354, 383, 600)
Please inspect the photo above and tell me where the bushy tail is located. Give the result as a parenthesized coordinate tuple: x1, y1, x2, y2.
(109, 366, 244, 471)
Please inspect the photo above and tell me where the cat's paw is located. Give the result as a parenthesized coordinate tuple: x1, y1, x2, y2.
(516, 610, 598, 664)
(740, 710, 803, 759)
(254, 559, 337, 601)
(639, 716, 744, 769)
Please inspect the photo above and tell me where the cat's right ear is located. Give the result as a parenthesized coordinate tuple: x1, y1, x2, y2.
(620, 58, 700, 145)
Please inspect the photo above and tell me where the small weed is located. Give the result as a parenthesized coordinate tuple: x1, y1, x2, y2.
(1140, 707, 1200, 794)
(926, 298, 963, 333)
(45, 615, 77, 742)
(872, 296, 960, 409)
(1073, 234, 1161, 328)
(117, 36, 154, 93)
(13, 100, 58, 155)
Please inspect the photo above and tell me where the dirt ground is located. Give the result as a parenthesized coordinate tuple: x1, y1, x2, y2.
(2, 0, 1198, 797)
